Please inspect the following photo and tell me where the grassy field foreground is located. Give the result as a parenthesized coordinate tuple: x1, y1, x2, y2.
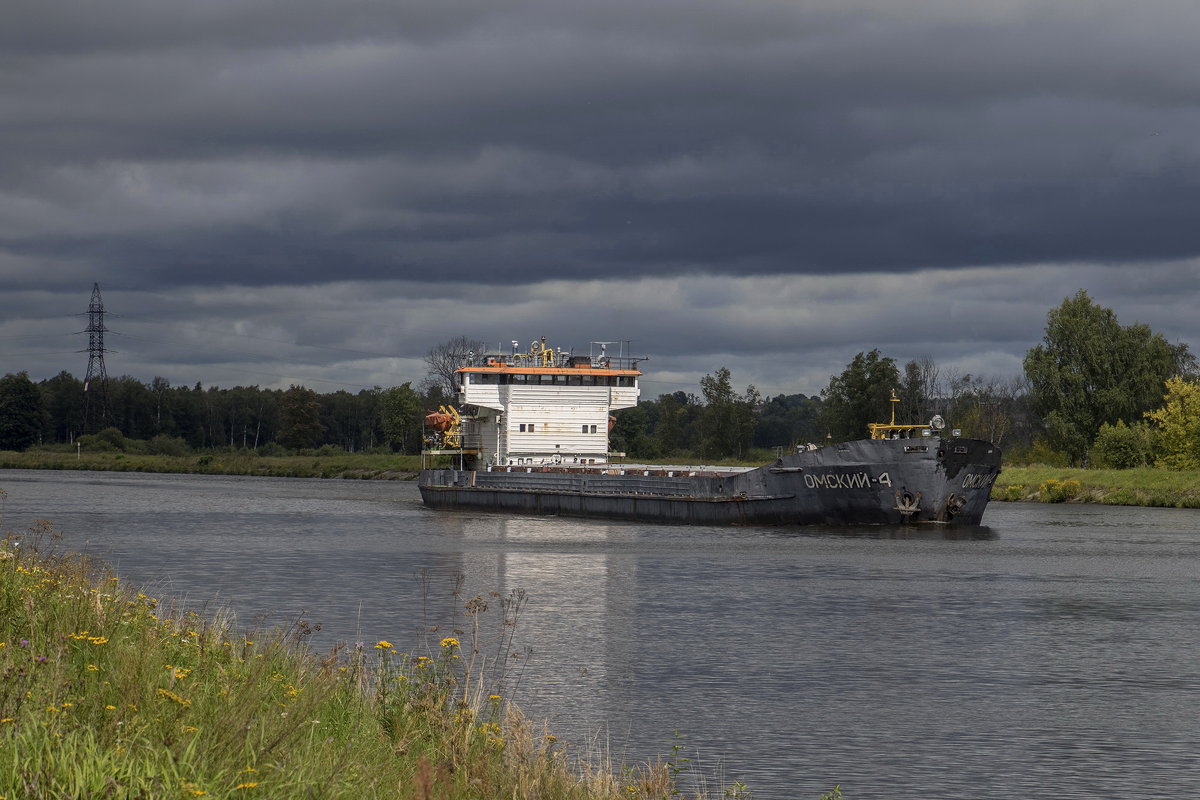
(992, 465, 1200, 508)
(0, 524, 767, 800)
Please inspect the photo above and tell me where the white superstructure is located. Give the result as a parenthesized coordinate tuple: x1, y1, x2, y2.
(445, 338, 641, 467)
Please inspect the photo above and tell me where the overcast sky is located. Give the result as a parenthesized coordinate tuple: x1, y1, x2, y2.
(5, 0, 1200, 400)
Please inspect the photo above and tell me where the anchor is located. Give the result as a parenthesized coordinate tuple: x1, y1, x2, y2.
(938, 494, 967, 522)
(894, 490, 922, 519)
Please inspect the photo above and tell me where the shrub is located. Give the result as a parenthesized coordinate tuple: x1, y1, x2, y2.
(1038, 479, 1082, 502)
(995, 484, 1028, 502)
(145, 434, 190, 457)
(1011, 437, 1071, 467)
(1090, 420, 1152, 469)
(77, 427, 127, 452)
(1104, 488, 1144, 506)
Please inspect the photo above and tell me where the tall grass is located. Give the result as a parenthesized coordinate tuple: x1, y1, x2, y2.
(0, 512, 784, 800)
(992, 465, 1200, 508)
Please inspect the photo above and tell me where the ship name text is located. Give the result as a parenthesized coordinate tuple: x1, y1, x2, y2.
(804, 471, 892, 490)
(961, 473, 994, 490)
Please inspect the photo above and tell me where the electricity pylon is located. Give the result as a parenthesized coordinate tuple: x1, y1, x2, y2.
(80, 282, 114, 434)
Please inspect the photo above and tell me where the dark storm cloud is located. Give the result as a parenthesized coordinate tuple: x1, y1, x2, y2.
(6, 1, 1200, 394)
(8, 0, 1200, 288)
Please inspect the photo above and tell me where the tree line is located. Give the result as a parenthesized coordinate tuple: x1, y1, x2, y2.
(0, 373, 429, 456)
(3, 290, 1199, 467)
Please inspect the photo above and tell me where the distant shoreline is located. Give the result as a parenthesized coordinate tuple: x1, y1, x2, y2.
(6, 452, 1200, 511)
(0, 449, 419, 481)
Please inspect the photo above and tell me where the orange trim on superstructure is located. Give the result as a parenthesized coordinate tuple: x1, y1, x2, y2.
(457, 365, 641, 376)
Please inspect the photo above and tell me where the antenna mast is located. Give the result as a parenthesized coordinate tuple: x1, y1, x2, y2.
(80, 282, 113, 434)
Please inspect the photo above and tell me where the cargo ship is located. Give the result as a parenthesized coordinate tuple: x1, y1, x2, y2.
(418, 338, 1002, 526)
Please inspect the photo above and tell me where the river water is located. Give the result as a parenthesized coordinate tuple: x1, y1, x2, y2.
(2, 468, 1198, 799)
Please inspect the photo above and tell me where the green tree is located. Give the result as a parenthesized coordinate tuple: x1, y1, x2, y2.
(653, 392, 691, 456)
(150, 376, 175, 434)
(0, 372, 45, 451)
(1143, 376, 1200, 470)
(1091, 420, 1153, 469)
(753, 393, 824, 449)
(278, 385, 325, 450)
(379, 383, 422, 453)
(698, 367, 759, 460)
(610, 404, 655, 458)
(897, 357, 938, 422)
(1023, 290, 1194, 465)
(108, 376, 156, 439)
(320, 390, 361, 452)
(820, 350, 901, 441)
(38, 371, 84, 443)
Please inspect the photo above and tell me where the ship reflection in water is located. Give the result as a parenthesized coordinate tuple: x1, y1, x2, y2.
(449, 515, 640, 737)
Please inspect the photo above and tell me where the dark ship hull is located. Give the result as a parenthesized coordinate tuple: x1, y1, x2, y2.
(419, 437, 1002, 526)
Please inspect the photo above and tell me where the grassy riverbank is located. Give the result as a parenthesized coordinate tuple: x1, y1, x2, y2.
(0, 448, 787, 479)
(7, 448, 1200, 510)
(0, 449, 419, 480)
(0, 524, 767, 800)
(992, 466, 1200, 508)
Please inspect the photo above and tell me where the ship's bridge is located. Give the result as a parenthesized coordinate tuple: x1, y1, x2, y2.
(426, 337, 644, 469)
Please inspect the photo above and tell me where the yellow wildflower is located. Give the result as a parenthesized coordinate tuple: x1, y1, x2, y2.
(440, 636, 460, 649)
(87, 664, 98, 671)
(234, 782, 259, 789)
(374, 640, 392, 649)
